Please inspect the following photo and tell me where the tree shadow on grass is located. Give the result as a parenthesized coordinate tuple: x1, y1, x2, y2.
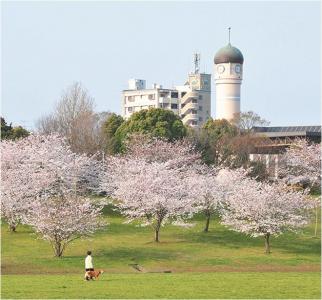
(177, 224, 321, 256)
(97, 247, 177, 264)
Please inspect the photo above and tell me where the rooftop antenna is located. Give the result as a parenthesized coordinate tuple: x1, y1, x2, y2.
(228, 27, 231, 44)
(193, 53, 200, 74)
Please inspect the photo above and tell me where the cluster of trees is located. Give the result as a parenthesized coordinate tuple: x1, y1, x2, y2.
(1, 117, 29, 140)
(2, 133, 319, 256)
(100, 137, 319, 253)
(1, 82, 320, 257)
(33, 82, 272, 183)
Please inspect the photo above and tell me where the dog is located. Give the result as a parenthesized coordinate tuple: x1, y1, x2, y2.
(84, 270, 104, 281)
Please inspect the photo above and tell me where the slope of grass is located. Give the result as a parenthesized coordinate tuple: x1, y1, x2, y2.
(2, 272, 321, 299)
(2, 208, 320, 274)
(1, 205, 321, 298)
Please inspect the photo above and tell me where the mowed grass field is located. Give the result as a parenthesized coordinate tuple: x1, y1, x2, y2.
(1, 205, 321, 299)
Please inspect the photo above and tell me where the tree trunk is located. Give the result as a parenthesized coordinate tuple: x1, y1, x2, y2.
(204, 214, 211, 232)
(264, 233, 270, 254)
(155, 229, 160, 243)
(54, 241, 63, 258)
(9, 224, 16, 232)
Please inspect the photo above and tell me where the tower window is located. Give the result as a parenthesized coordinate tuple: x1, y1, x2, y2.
(171, 92, 178, 98)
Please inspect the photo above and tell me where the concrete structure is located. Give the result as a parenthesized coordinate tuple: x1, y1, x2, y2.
(122, 71, 211, 128)
(214, 43, 244, 120)
(249, 126, 321, 178)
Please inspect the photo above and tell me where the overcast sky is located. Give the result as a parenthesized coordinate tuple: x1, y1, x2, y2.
(2, 1, 321, 129)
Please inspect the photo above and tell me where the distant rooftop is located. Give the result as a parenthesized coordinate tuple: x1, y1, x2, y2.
(253, 125, 321, 139)
(253, 126, 321, 133)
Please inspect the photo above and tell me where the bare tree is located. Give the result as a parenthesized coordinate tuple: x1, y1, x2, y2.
(232, 111, 270, 133)
(36, 82, 110, 154)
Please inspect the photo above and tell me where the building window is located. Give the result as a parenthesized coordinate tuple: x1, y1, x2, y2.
(199, 106, 203, 111)
(191, 98, 198, 103)
(171, 103, 178, 109)
(171, 92, 178, 98)
(128, 96, 134, 102)
(191, 110, 197, 114)
(199, 117, 203, 122)
(198, 95, 203, 100)
(191, 120, 197, 126)
(128, 107, 133, 112)
(161, 103, 170, 108)
(148, 94, 155, 100)
(160, 92, 169, 97)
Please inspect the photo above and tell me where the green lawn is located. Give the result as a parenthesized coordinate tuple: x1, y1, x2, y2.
(1, 205, 321, 298)
(2, 273, 321, 299)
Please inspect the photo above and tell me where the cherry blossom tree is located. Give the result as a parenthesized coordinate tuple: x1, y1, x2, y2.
(100, 138, 201, 242)
(221, 179, 313, 253)
(191, 167, 248, 232)
(25, 191, 105, 257)
(279, 139, 321, 187)
(279, 139, 321, 236)
(101, 157, 196, 242)
(1, 135, 104, 238)
(1, 137, 52, 231)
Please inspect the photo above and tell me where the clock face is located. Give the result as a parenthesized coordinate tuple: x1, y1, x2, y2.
(217, 65, 225, 74)
(235, 65, 241, 73)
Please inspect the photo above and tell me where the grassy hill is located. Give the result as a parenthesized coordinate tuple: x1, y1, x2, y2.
(1, 205, 321, 298)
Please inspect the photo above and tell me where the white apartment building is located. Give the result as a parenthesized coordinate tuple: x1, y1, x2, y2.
(121, 72, 211, 128)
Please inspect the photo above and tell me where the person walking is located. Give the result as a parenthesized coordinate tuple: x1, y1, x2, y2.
(85, 250, 94, 273)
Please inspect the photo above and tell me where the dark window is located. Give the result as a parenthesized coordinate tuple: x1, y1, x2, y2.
(191, 98, 198, 103)
(191, 110, 197, 114)
(199, 106, 203, 111)
(199, 117, 203, 122)
(171, 92, 178, 98)
(191, 120, 197, 125)
(198, 95, 203, 100)
(171, 103, 178, 109)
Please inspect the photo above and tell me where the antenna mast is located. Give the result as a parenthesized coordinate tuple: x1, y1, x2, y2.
(193, 53, 200, 74)
(228, 27, 231, 44)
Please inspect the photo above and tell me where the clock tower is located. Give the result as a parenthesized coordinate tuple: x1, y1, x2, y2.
(214, 30, 244, 121)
